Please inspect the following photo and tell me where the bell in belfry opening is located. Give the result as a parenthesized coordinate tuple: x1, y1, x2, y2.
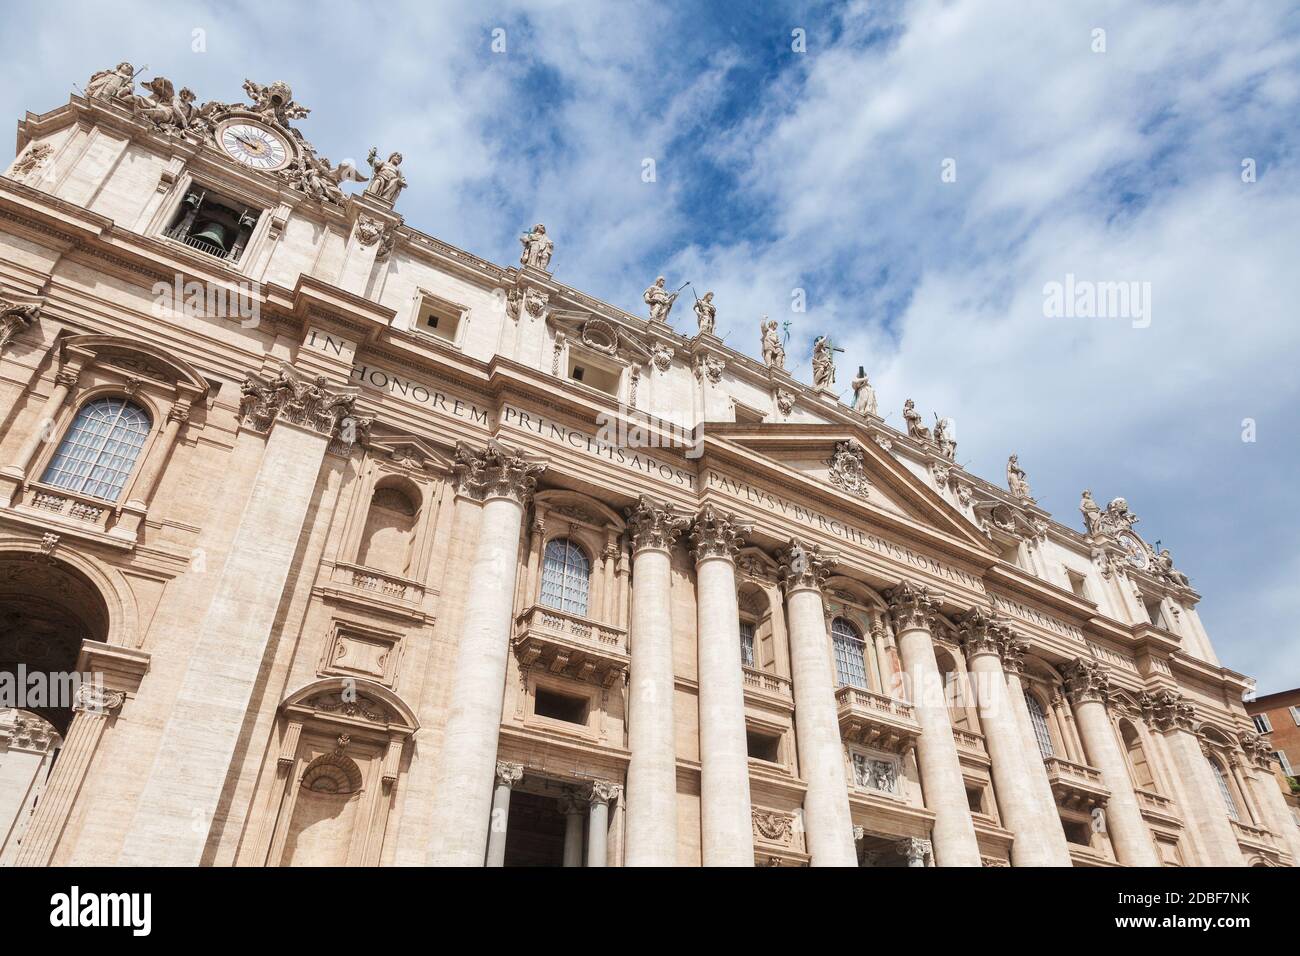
(191, 220, 230, 252)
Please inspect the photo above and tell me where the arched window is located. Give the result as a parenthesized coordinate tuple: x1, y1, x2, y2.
(1208, 756, 1240, 821)
(541, 538, 590, 616)
(357, 484, 418, 577)
(831, 616, 867, 689)
(41, 397, 151, 502)
(1025, 691, 1055, 759)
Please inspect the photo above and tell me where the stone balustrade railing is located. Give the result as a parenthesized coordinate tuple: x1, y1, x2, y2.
(522, 604, 626, 652)
(742, 666, 792, 698)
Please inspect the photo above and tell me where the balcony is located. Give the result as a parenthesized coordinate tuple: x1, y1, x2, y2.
(513, 604, 629, 688)
(1044, 756, 1110, 811)
(1230, 818, 1275, 851)
(951, 727, 987, 756)
(321, 561, 428, 620)
(1134, 787, 1180, 824)
(742, 666, 792, 700)
(835, 685, 920, 753)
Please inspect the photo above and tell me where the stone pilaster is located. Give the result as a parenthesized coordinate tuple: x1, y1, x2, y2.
(1060, 658, 1160, 867)
(1141, 689, 1244, 866)
(121, 371, 360, 865)
(12, 683, 124, 866)
(886, 580, 982, 866)
(690, 505, 754, 866)
(960, 610, 1066, 866)
(623, 495, 689, 866)
(776, 538, 857, 867)
(427, 440, 545, 866)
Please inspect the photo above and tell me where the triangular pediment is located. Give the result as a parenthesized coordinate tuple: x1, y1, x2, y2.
(701, 422, 998, 556)
(365, 433, 454, 473)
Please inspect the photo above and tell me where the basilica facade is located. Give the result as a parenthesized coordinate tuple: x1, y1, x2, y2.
(0, 65, 1293, 868)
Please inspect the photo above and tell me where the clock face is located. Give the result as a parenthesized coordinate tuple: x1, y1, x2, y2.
(218, 121, 291, 171)
(1118, 532, 1148, 570)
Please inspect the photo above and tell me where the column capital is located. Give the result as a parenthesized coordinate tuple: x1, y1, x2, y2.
(689, 504, 750, 563)
(590, 780, 623, 806)
(1062, 657, 1112, 706)
(167, 400, 192, 424)
(957, 607, 1002, 660)
(625, 494, 690, 554)
(1139, 688, 1196, 731)
(54, 366, 81, 390)
(453, 438, 547, 506)
(73, 681, 126, 717)
(885, 580, 942, 632)
(1238, 731, 1275, 770)
(897, 837, 932, 865)
(495, 760, 525, 787)
(238, 362, 369, 450)
(776, 537, 837, 594)
(996, 625, 1028, 675)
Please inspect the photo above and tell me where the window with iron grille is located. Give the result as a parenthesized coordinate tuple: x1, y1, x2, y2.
(1024, 691, 1055, 759)
(831, 616, 867, 689)
(739, 620, 756, 668)
(540, 537, 590, 616)
(1208, 757, 1240, 821)
(41, 397, 151, 502)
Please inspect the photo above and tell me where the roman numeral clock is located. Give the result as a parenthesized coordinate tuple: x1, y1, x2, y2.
(215, 118, 292, 171)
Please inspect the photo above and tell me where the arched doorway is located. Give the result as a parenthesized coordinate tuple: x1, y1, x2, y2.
(0, 553, 109, 734)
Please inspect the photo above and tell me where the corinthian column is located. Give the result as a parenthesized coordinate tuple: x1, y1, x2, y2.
(887, 581, 982, 867)
(1061, 658, 1160, 867)
(999, 635, 1074, 866)
(1239, 731, 1300, 864)
(1142, 690, 1244, 866)
(690, 505, 754, 866)
(623, 495, 689, 866)
(777, 538, 856, 866)
(427, 440, 546, 866)
(959, 611, 1064, 866)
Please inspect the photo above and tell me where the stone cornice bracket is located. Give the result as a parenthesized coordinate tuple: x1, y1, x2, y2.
(776, 537, 837, 595)
(0, 295, 43, 354)
(885, 580, 942, 633)
(590, 780, 623, 806)
(495, 760, 524, 787)
(1062, 657, 1112, 706)
(957, 607, 1002, 660)
(625, 494, 690, 554)
(689, 504, 750, 563)
(1139, 688, 1196, 732)
(237, 362, 367, 449)
(452, 438, 547, 506)
(1237, 730, 1275, 769)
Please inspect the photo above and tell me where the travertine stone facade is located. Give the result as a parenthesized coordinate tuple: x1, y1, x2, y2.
(0, 68, 1289, 867)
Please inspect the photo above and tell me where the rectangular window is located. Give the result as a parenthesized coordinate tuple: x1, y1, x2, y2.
(566, 354, 621, 396)
(739, 620, 756, 669)
(416, 293, 465, 345)
(534, 688, 588, 725)
(746, 730, 781, 763)
(1290, 706, 1300, 726)
(1065, 568, 1089, 599)
(1278, 751, 1294, 776)
(1253, 713, 1273, 734)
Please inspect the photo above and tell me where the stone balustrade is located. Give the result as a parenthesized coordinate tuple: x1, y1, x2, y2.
(1043, 756, 1110, 811)
(513, 603, 629, 687)
(834, 685, 920, 753)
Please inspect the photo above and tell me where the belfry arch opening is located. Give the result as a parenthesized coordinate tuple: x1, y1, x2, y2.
(0, 553, 110, 735)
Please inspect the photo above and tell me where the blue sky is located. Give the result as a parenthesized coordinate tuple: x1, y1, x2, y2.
(5, 0, 1300, 691)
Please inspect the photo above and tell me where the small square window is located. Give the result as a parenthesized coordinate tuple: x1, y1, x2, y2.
(416, 294, 465, 344)
(534, 688, 588, 725)
(566, 353, 620, 395)
(1063, 820, 1093, 846)
(746, 730, 781, 763)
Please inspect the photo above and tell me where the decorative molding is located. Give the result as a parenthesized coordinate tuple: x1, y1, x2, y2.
(689, 504, 749, 562)
(1140, 688, 1196, 732)
(776, 537, 836, 594)
(451, 438, 546, 506)
(238, 362, 368, 449)
(1062, 657, 1112, 705)
(826, 440, 871, 499)
(495, 761, 524, 787)
(885, 580, 941, 633)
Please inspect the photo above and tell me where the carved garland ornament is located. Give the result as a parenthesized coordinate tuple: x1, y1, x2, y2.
(752, 808, 795, 844)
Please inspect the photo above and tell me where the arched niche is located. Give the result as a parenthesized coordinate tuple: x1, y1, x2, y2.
(252, 678, 418, 867)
